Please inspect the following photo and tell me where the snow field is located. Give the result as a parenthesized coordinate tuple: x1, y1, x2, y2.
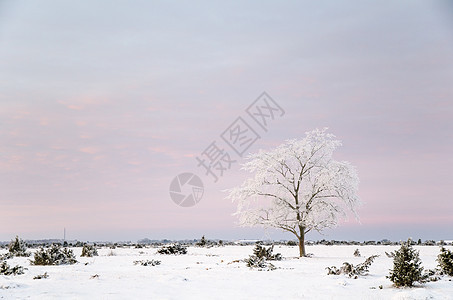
(1, 245, 452, 299)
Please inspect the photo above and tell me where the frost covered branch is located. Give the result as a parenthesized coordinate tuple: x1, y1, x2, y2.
(226, 128, 360, 256)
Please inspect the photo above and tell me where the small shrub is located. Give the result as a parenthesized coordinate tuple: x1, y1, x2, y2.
(253, 244, 282, 261)
(246, 256, 276, 271)
(8, 236, 30, 257)
(0, 261, 26, 276)
(33, 272, 49, 280)
(287, 240, 297, 246)
(349, 255, 379, 277)
(423, 269, 441, 282)
(387, 239, 427, 287)
(81, 244, 98, 257)
(245, 244, 281, 271)
(437, 247, 453, 276)
(196, 236, 208, 247)
(353, 249, 361, 257)
(385, 251, 395, 258)
(31, 244, 77, 265)
(0, 252, 13, 260)
(133, 259, 161, 266)
(157, 244, 187, 255)
(326, 265, 341, 275)
(326, 255, 379, 278)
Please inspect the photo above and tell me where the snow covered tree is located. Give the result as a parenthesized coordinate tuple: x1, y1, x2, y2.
(31, 244, 77, 265)
(81, 244, 98, 257)
(437, 247, 453, 276)
(226, 128, 360, 257)
(387, 239, 427, 287)
(196, 236, 207, 247)
(8, 236, 30, 257)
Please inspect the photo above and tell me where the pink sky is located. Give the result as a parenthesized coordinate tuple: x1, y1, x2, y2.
(0, 1, 452, 242)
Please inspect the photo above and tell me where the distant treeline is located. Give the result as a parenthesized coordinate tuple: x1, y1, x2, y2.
(0, 237, 451, 248)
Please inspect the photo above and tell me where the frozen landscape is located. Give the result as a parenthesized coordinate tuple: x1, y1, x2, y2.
(1, 244, 452, 299)
(1, 2, 453, 300)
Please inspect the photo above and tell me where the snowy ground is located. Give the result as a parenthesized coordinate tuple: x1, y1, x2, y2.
(1, 245, 452, 299)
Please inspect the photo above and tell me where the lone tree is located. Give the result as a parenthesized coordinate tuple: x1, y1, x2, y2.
(387, 239, 427, 287)
(226, 128, 360, 257)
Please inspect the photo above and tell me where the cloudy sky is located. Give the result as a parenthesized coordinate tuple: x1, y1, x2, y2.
(1, 1, 452, 242)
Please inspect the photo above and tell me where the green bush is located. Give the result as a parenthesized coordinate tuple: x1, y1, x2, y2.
(437, 247, 453, 276)
(31, 244, 77, 265)
(326, 255, 378, 278)
(387, 239, 427, 287)
(253, 244, 282, 261)
(246, 256, 276, 271)
(81, 244, 98, 257)
(157, 244, 187, 255)
(133, 259, 161, 266)
(196, 236, 208, 247)
(245, 244, 281, 271)
(286, 240, 297, 246)
(8, 236, 30, 257)
(33, 272, 49, 280)
(0, 252, 13, 260)
(0, 261, 26, 275)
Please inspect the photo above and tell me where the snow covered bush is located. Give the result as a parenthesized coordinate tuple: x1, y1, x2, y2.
(0, 252, 12, 260)
(423, 268, 442, 282)
(326, 265, 341, 275)
(157, 244, 187, 255)
(0, 261, 26, 276)
(353, 249, 361, 257)
(387, 239, 427, 287)
(133, 259, 161, 266)
(385, 251, 395, 258)
(81, 244, 98, 257)
(286, 240, 297, 246)
(246, 256, 276, 271)
(245, 244, 281, 271)
(7, 236, 30, 257)
(437, 247, 453, 276)
(253, 244, 282, 261)
(33, 272, 49, 280)
(326, 255, 378, 278)
(31, 244, 77, 265)
(196, 236, 210, 247)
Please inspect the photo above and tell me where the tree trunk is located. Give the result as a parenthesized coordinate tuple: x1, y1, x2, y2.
(298, 231, 306, 257)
